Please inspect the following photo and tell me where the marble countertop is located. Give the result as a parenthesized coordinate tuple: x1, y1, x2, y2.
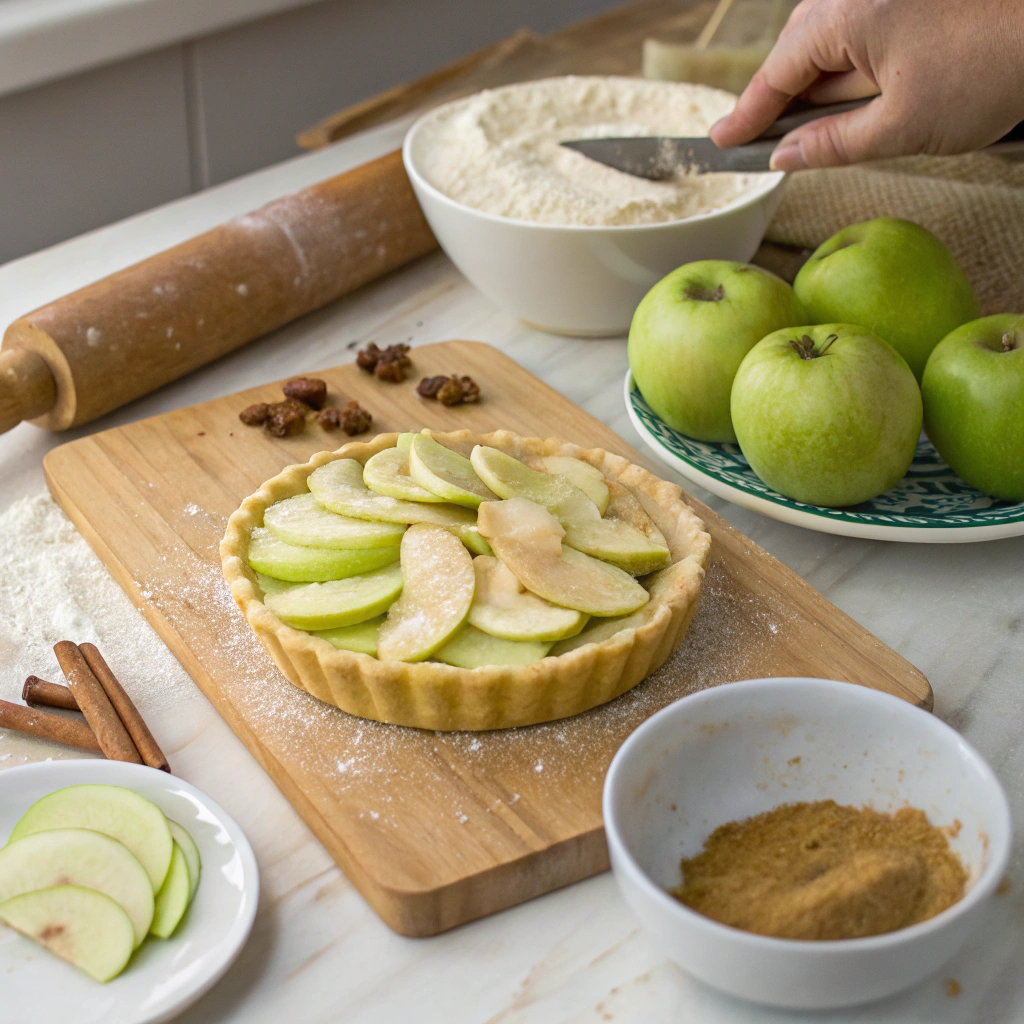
(0, 118, 1022, 1023)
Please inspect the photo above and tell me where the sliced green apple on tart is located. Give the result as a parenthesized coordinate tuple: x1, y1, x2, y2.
(526, 454, 610, 513)
(0, 885, 135, 982)
(408, 433, 497, 508)
(377, 524, 475, 662)
(477, 498, 650, 617)
(468, 555, 586, 642)
(264, 492, 405, 549)
(313, 614, 385, 655)
(248, 527, 399, 583)
(363, 444, 447, 503)
(434, 625, 552, 669)
(264, 562, 403, 630)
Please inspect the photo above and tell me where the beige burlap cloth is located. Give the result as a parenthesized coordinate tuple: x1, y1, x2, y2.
(766, 152, 1024, 315)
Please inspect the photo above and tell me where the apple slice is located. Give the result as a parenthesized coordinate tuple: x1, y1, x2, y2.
(248, 527, 399, 583)
(604, 481, 669, 548)
(477, 498, 649, 616)
(255, 572, 293, 597)
(308, 459, 477, 528)
(264, 493, 406, 549)
(313, 614, 384, 655)
(264, 562, 403, 630)
(434, 625, 552, 668)
(409, 434, 497, 508)
(468, 555, 587, 641)
(377, 524, 475, 662)
(456, 525, 493, 557)
(150, 841, 190, 938)
(471, 446, 669, 574)
(363, 445, 447, 503)
(0, 828, 154, 947)
(10, 783, 172, 894)
(526, 455, 610, 514)
(167, 821, 201, 906)
(0, 886, 135, 983)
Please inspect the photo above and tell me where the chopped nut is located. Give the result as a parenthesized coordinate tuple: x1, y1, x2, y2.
(317, 406, 342, 429)
(283, 376, 328, 409)
(437, 375, 481, 406)
(417, 375, 450, 398)
(341, 401, 373, 435)
(356, 343, 383, 371)
(375, 359, 407, 383)
(264, 401, 306, 437)
(382, 343, 411, 369)
(239, 402, 272, 426)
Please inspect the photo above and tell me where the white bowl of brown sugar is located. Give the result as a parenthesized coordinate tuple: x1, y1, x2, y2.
(603, 677, 1011, 1010)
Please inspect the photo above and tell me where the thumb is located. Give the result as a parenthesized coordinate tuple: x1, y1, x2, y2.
(769, 99, 902, 170)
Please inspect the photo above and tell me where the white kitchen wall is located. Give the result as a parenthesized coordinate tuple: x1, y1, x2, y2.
(0, 0, 621, 266)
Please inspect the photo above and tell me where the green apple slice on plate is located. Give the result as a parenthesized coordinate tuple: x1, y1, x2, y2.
(409, 434, 497, 508)
(9, 783, 172, 894)
(434, 625, 552, 669)
(308, 459, 477, 528)
(526, 455, 609, 514)
(468, 555, 586, 641)
(264, 562, 403, 630)
(248, 527, 399, 583)
(471, 446, 669, 574)
(0, 828, 154, 947)
(478, 498, 649, 617)
(312, 614, 385, 655)
(0, 886, 135, 983)
(363, 445, 448, 503)
(167, 821, 201, 906)
(151, 842, 191, 939)
(264, 493, 405, 549)
(377, 524, 475, 662)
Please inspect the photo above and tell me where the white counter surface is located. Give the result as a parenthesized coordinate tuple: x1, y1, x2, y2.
(0, 118, 1022, 1023)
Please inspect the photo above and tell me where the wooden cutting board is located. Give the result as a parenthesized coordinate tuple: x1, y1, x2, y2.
(42, 340, 930, 937)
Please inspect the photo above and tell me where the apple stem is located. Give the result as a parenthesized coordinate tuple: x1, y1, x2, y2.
(1001, 332, 1018, 352)
(790, 333, 838, 359)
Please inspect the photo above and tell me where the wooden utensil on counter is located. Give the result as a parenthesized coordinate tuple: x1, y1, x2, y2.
(0, 150, 436, 435)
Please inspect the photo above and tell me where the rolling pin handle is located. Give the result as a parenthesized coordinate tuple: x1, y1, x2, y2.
(0, 347, 57, 435)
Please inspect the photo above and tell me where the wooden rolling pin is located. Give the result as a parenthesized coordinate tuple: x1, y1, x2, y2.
(0, 150, 437, 434)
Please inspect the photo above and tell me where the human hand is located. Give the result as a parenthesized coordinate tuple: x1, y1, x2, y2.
(709, 0, 1024, 170)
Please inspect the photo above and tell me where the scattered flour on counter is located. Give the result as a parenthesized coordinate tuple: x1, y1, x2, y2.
(0, 493, 194, 715)
(415, 76, 771, 226)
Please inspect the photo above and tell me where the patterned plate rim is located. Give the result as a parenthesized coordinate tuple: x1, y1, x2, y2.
(624, 371, 1024, 543)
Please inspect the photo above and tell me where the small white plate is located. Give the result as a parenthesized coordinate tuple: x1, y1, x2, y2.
(0, 760, 259, 1024)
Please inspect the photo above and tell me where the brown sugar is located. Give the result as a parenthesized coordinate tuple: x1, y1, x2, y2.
(671, 800, 967, 940)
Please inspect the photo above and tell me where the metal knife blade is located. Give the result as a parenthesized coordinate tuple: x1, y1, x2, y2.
(560, 136, 778, 177)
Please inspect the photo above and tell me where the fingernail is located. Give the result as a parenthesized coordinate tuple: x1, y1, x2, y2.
(770, 142, 807, 172)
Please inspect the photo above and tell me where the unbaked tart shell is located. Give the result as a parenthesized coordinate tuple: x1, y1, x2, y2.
(221, 430, 711, 731)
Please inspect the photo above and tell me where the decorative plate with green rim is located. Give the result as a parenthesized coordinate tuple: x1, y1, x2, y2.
(625, 371, 1024, 543)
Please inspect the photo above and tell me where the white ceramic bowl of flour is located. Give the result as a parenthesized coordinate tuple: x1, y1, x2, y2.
(603, 678, 1012, 1010)
(403, 77, 785, 336)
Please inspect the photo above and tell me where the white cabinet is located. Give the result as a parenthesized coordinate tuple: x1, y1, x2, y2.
(0, 0, 618, 265)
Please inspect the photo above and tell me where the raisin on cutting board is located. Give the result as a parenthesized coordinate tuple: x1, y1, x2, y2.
(239, 403, 272, 426)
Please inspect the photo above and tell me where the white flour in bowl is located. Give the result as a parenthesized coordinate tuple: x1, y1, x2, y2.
(415, 76, 767, 227)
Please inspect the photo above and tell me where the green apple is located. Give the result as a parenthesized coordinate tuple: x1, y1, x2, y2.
(313, 614, 385, 655)
(0, 828, 154, 947)
(10, 783, 172, 893)
(434, 625, 552, 669)
(167, 821, 201, 906)
(922, 314, 1024, 500)
(0, 885, 135, 982)
(264, 493, 406, 549)
(247, 527, 399, 583)
(628, 260, 807, 442)
(151, 841, 190, 938)
(408, 434, 497, 508)
(794, 217, 979, 381)
(263, 562, 403, 630)
(730, 324, 922, 507)
(363, 445, 447, 503)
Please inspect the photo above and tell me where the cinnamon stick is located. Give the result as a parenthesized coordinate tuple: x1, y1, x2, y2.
(79, 644, 170, 773)
(0, 699, 101, 752)
(23, 675, 79, 710)
(53, 641, 142, 764)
